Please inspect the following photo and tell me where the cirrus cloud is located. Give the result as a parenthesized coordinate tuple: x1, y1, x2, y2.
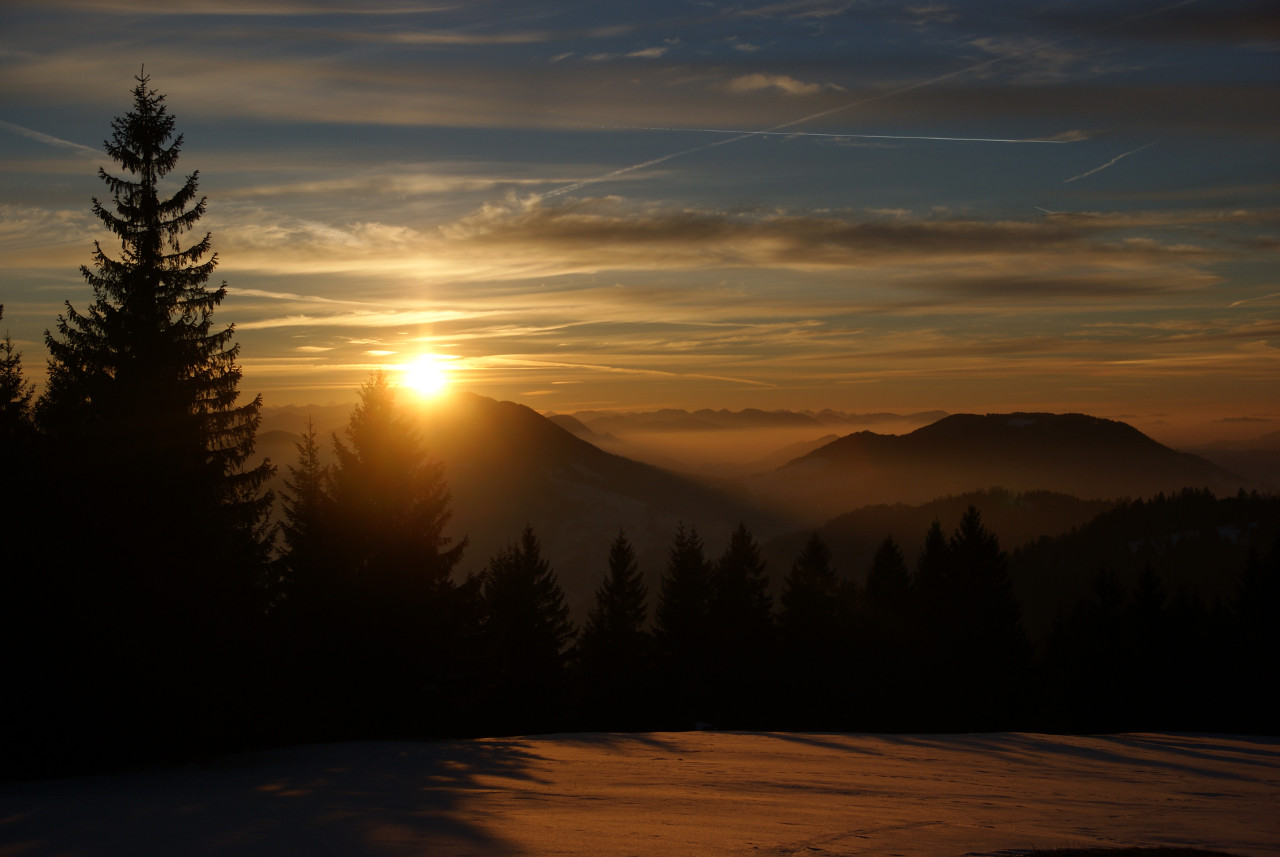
(725, 73, 834, 96)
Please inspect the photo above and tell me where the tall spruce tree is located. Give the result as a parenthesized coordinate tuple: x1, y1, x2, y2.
(580, 530, 648, 663)
(313, 371, 469, 737)
(31, 74, 274, 763)
(777, 531, 851, 728)
(709, 522, 774, 727)
(277, 417, 328, 606)
(859, 534, 924, 728)
(1124, 561, 1171, 727)
(654, 523, 717, 726)
(479, 526, 574, 732)
(0, 305, 34, 440)
(1042, 565, 1128, 731)
(865, 535, 912, 611)
(914, 519, 952, 618)
(41, 73, 272, 549)
(943, 506, 1032, 728)
(1, 303, 42, 775)
(1229, 539, 1280, 732)
(778, 531, 841, 655)
(0, 303, 35, 538)
(578, 531, 653, 728)
(328, 371, 465, 588)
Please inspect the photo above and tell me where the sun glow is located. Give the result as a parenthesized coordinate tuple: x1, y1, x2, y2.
(401, 352, 453, 398)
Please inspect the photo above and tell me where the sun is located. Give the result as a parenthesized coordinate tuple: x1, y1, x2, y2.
(401, 353, 453, 398)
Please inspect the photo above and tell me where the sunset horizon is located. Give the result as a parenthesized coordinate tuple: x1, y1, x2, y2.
(2, 1, 1276, 440)
(4, 5, 1279, 843)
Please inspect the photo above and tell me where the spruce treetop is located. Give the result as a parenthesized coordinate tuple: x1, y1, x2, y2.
(40, 72, 272, 547)
(584, 530, 648, 640)
(1, 306, 35, 437)
(482, 525, 575, 657)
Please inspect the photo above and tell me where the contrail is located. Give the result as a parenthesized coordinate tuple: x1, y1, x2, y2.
(639, 127, 1069, 144)
(542, 0, 1198, 200)
(1228, 291, 1280, 308)
(1064, 141, 1156, 183)
(544, 27, 1090, 201)
(0, 120, 99, 156)
(544, 142, 719, 199)
(760, 0, 1200, 137)
(543, 41, 1073, 200)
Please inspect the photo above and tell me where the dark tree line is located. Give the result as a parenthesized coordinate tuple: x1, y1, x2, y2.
(1040, 541, 1280, 735)
(569, 506, 1276, 736)
(3, 76, 1276, 781)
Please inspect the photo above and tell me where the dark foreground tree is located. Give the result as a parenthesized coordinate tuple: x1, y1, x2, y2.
(40, 73, 273, 554)
(577, 531, 654, 728)
(709, 522, 775, 727)
(778, 531, 841, 656)
(777, 531, 853, 727)
(0, 304, 43, 772)
(939, 506, 1032, 728)
(857, 534, 927, 728)
(479, 526, 575, 733)
(326, 371, 465, 589)
(1042, 565, 1129, 731)
(654, 523, 716, 726)
(287, 372, 470, 738)
(19, 74, 274, 769)
(0, 305, 34, 440)
(1230, 538, 1280, 731)
(0, 303, 36, 539)
(277, 417, 328, 605)
(864, 535, 912, 611)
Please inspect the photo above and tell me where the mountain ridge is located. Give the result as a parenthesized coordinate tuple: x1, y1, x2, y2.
(257, 399, 1258, 617)
(259, 392, 781, 618)
(750, 411, 1247, 524)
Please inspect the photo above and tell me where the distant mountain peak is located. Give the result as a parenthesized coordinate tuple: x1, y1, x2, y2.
(908, 411, 1162, 448)
(754, 410, 1247, 523)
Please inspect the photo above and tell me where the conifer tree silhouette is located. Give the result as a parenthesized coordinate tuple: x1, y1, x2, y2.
(860, 534, 924, 728)
(1229, 538, 1280, 732)
(0, 305, 34, 440)
(577, 531, 653, 728)
(907, 509, 1031, 728)
(577, 530, 653, 722)
(278, 417, 329, 602)
(29, 75, 274, 761)
(944, 506, 1032, 728)
(329, 372, 464, 585)
(655, 523, 716, 726)
(40, 73, 273, 562)
(480, 526, 574, 732)
(1043, 565, 1128, 731)
(865, 534, 912, 611)
(0, 303, 43, 773)
(778, 531, 841, 655)
(1124, 561, 1171, 726)
(914, 519, 952, 618)
(709, 522, 774, 727)
(777, 531, 850, 727)
(584, 530, 648, 640)
(318, 371, 468, 736)
(0, 305, 37, 568)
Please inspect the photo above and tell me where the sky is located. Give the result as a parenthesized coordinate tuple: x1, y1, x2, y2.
(1, 0, 1277, 434)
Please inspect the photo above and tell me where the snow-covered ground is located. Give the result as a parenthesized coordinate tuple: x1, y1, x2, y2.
(2, 732, 1276, 856)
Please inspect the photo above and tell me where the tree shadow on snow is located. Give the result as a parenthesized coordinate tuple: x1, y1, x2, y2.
(0, 738, 544, 857)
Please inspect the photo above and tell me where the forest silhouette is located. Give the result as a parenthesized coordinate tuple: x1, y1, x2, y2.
(2, 77, 1277, 781)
